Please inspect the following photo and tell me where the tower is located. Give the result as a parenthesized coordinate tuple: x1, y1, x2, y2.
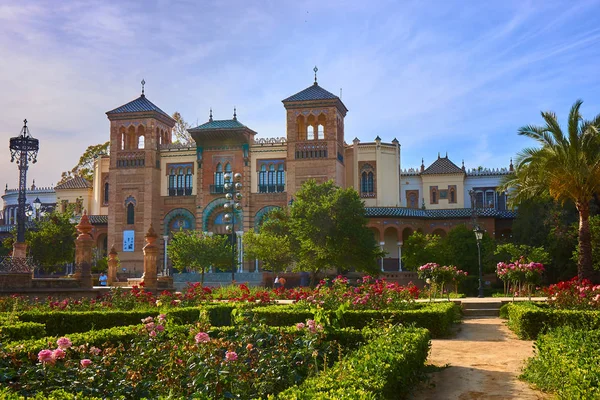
(282, 67, 348, 198)
(105, 81, 176, 274)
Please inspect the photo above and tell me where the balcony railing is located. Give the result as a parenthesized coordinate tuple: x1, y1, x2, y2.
(168, 187, 192, 196)
(258, 184, 285, 194)
(116, 151, 145, 168)
(360, 192, 376, 198)
(210, 185, 224, 194)
(295, 141, 328, 159)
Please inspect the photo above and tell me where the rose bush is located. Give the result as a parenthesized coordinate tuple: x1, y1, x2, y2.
(544, 277, 600, 310)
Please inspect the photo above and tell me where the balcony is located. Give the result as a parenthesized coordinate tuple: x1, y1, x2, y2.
(258, 184, 285, 194)
(360, 192, 376, 198)
(116, 151, 145, 168)
(210, 185, 224, 194)
(168, 187, 192, 197)
(295, 141, 328, 159)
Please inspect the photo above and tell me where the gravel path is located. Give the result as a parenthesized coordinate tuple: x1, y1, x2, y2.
(410, 318, 553, 400)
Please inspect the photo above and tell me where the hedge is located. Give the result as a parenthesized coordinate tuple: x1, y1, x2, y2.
(249, 302, 458, 338)
(0, 321, 46, 341)
(506, 302, 600, 339)
(522, 326, 600, 398)
(275, 326, 431, 399)
(0, 388, 105, 400)
(165, 303, 236, 326)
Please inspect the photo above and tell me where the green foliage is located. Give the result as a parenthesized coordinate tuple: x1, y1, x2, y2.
(290, 180, 383, 280)
(402, 232, 444, 269)
(24, 209, 77, 270)
(0, 388, 104, 400)
(172, 111, 193, 145)
(167, 230, 233, 282)
(58, 141, 109, 184)
(243, 227, 293, 273)
(572, 215, 600, 271)
(494, 243, 551, 264)
(505, 302, 600, 339)
(276, 326, 430, 400)
(249, 302, 458, 338)
(0, 321, 46, 341)
(522, 327, 600, 399)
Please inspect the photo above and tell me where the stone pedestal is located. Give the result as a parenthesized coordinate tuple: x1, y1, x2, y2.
(12, 242, 27, 259)
(107, 245, 118, 285)
(141, 224, 158, 289)
(74, 212, 93, 288)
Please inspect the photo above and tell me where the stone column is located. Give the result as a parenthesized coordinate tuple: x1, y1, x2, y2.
(107, 245, 118, 285)
(12, 242, 27, 259)
(74, 211, 94, 288)
(141, 224, 158, 289)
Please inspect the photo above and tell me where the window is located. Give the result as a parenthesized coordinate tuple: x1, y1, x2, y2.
(258, 161, 285, 193)
(103, 182, 109, 204)
(268, 164, 275, 187)
(259, 164, 267, 191)
(276, 164, 285, 191)
(317, 124, 324, 140)
(127, 203, 135, 224)
(449, 189, 455, 203)
(168, 164, 193, 196)
(215, 163, 223, 186)
(185, 168, 192, 195)
(138, 135, 145, 149)
(307, 126, 314, 140)
(485, 191, 495, 208)
(430, 187, 438, 204)
(408, 192, 418, 209)
(225, 162, 232, 174)
(474, 191, 484, 208)
(360, 163, 375, 198)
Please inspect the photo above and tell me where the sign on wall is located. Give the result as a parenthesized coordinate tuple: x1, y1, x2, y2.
(123, 230, 135, 252)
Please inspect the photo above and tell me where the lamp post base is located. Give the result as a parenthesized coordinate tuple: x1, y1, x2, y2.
(12, 242, 27, 259)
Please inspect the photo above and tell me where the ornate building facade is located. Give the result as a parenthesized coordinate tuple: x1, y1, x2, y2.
(86, 76, 515, 273)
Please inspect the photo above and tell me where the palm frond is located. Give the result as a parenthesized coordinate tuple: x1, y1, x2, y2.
(568, 99, 584, 149)
(541, 111, 566, 147)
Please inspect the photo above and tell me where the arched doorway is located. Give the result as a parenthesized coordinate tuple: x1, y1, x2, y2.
(383, 226, 400, 271)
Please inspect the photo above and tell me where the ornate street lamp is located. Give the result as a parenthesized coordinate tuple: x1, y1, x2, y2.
(473, 225, 484, 298)
(223, 172, 243, 281)
(9, 119, 39, 256)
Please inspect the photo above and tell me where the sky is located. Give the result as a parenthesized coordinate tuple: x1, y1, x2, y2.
(1, 0, 600, 189)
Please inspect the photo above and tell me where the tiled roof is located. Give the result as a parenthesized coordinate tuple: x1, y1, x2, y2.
(106, 95, 171, 118)
(88, 215, 108, 225)
(282, 83, 341, 102)
(422, 157, 464, 175)
(365, 207, 517, 219)
(191, 119, 247, 130)
(55, 176, 92, 190)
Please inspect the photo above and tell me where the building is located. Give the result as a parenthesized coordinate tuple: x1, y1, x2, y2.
(85, 75, 514, 274)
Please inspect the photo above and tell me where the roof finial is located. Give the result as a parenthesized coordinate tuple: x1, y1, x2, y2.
(420, 158, 425, 173)
(141, 79, 145, 96)
(313, 66, 318, 85)
(23, 119, 28, 128)
(462, 160, 465, 171)
(209, 108, 213, 122)
(233, 106, 237, 121)
(445, 151, 448, 158)
(438, 152, 440, 159)
(509, 157, 514, 172)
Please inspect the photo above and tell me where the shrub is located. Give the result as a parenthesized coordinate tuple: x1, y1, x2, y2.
(545, 277, 600, 310)
(506, 302, 600, 339)
(522, 326, 600, 398)
(276, 326, 430, 399)
(0, 321, 46, 341)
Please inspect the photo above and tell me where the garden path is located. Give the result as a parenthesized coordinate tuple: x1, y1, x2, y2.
(409, 317, 552, 400)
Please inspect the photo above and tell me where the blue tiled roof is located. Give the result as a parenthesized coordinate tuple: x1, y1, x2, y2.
(191, 119, 247, 130)
(422, 157, 464, 175)
(282, 83, 341, 102)
(365, 207, 517, 219)
(106, 95, 171, 118)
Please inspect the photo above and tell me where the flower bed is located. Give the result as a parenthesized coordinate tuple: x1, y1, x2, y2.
(544, 277, 600, 310)
(521, 326, 600, 398)
(504, 302, 600, 339)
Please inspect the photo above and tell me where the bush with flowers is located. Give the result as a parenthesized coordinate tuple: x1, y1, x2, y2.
(496, 257, 544, 299)
(418, 263, 468, 300)
(544, 277, 600, 310)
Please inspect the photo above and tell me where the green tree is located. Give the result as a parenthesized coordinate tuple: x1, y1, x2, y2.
(402, 232, 445, 270)
(502, 100, 600, 281)
(494, 243, 551, 264)
(573, 215, 600, 273)
(24, 209, 77, 272)
(58, 142, 109, 185)
(167, 230, 232, 284)
(443, 225, 496, 276)
(289, 180, 383, 285)
(172, 112, 193, 145)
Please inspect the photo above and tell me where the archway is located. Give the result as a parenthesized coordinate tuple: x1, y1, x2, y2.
(383, 227, 400, 271)
(254, 206, 282, 231)
(432, 228, 447, 238)
(402, 227, 414, 242)
(163, 208, 196, 236)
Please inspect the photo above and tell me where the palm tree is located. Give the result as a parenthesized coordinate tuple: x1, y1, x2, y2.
(502, 100, 600, 281)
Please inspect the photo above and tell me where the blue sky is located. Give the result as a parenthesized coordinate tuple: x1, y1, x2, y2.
(1, 0, 600, 189)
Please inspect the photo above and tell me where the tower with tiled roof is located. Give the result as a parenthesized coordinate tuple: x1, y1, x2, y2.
(105, 80, 176, 273)
(282, 67, 348, 198)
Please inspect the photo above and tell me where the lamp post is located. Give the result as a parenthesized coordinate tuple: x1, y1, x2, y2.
(474, 226, 484, 298)
(33, 197, 41, 219)
(223, 172, 243, 281)
(397, 241, 403, 272)
(9, 119, 39, 257)
(163, 235, 169, 276)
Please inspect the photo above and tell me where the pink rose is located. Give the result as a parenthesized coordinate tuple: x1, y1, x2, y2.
(57, 337, 72, 349)
(80, 359, 92, 368)
(52, 348, 66, 360)
(225, 351, 238, 362)
(156, 324, 165, 332)
(149, 330, 157, 337)
(38, 349, 54, 364)
(195, 332, 210, 343)
(89, 346, 101, 356)
(296, 322, 305, 330)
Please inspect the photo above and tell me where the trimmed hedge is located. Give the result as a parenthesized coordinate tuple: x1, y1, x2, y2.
(275, 326, 431, 399)
(165, 303, 236, 326)
(0, 321, 46, 341)
(506, 302, 600, 339)
(0, 388, 105, 400)
(249, 302, 458, 338)
(522, 326, 600, 398)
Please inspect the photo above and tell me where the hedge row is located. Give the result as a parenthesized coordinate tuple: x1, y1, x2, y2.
(505, 302, 600, 339)
(275, 326, 431, 399)
(249, 302, 458, 337)
(0, 388, 104, 400)
(522, 326, 600, 399)
(0, 321, 46, 341)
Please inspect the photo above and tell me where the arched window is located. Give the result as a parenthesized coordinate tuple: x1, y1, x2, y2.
(296, 115, 306, 141)
(215, 163, 223, 187)
(225, 163, 232, 173)
(307, 125, 314, 140)
(360, 163, 376, 198)
(185, 168, 192, 195)
(127, 203, 135, 225)
(103, 182, 109, 204)
(276, 164, 285, 191)
(361, 172, 368, 193)
(367, 172, 374, 193)
(268, 164, 275, 190)
(449, 189, 455, 203)
(317, 124, 324, 140)
(169, 168, 176, 196)
(138, 135, 145, 149)
(431, 190, 437, 204)
(177, 168, 184, 196)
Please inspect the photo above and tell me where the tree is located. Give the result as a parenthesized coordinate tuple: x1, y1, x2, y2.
(24, 209, 77, 272)
(443, 225, 496, 276)
(502, 100, 600, 281)
(167, 230, 232, 284)
(402, 232, 445, 270)
(58, 141, 110, 185)
(289, 180, 383, 285)
(494, 243, 551, 265)
(244, 209, 294, 275)
(573, 215, 600, 273)
(172, 112, 193, 145)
